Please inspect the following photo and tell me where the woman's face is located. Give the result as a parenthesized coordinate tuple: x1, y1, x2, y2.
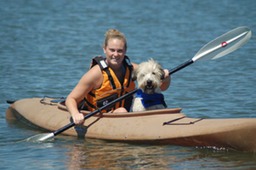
(103, 38, 126, 68)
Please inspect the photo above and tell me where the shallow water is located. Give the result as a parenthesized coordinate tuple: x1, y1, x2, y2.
(1, 0, 256, 169)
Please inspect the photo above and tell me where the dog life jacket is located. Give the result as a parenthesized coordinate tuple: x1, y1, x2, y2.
(83, 56, 135, 112)
(135, 89, 167, 108)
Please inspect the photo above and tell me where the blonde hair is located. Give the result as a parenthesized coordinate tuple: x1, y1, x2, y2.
(103, 29, 127, 50)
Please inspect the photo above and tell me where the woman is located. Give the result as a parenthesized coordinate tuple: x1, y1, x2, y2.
(66, 29, 171, 125)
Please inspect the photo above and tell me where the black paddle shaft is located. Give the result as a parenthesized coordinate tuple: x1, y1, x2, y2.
(168, 59, 194, 75)
(53, 59, 196, 136)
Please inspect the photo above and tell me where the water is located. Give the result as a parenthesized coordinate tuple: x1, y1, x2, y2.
(1, 0, 256, 169)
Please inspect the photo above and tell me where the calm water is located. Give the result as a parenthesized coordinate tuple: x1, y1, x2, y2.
(1, 0, 256, 169)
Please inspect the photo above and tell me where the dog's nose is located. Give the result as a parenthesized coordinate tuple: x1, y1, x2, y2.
(147, 80, 152, 86)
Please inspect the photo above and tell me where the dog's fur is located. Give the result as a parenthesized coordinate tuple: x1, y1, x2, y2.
(131, 59, 167, 111)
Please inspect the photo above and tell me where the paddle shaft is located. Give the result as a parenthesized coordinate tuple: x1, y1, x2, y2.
(168, 59, 193, 75)
(53, 59, 195, 136)
(54, 56, 199, 136)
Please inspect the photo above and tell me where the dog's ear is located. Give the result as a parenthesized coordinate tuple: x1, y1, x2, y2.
(132, 69, 137, 81)
(160, 68, 165, 80)
(132, 71, 137, 81)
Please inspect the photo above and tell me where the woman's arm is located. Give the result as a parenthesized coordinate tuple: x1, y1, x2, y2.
(65, 65, 102, 124)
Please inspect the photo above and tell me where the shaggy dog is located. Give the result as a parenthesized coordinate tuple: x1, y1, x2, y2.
(131, 59, 167, 112)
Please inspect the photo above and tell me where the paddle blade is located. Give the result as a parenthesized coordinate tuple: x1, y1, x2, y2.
(25, 133, 55, 142)
(192, 26, 252, 62)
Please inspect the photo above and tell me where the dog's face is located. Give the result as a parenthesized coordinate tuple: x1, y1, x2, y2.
(133, 59, 165, 94)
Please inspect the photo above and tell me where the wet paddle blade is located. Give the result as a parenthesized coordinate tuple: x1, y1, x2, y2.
(25, 133, 55, 142)
(192, 26, 252, 61)
(168, 26, 252, 75)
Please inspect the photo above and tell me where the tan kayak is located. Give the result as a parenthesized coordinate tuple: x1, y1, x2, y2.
(6, 97, 256, 152)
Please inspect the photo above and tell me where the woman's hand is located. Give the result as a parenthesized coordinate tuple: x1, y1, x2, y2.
(160, 69, 171, 91)
(72, 112, 85, 125)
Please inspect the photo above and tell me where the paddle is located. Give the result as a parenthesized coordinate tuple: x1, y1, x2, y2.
(168, 26, 251, 74)
(28, 26, 251, 142)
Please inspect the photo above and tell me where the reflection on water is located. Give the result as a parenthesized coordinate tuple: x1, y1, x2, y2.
(67, 140, 178, 169)
(64, 138, 256, 169)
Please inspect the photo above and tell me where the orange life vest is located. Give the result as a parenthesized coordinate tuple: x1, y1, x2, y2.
(84, 56, 135, 112)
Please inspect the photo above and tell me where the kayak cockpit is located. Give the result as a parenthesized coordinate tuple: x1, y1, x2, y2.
(39, 96, 183, 118)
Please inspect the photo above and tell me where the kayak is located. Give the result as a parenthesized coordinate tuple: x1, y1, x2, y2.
(6, 97, 256, 152)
